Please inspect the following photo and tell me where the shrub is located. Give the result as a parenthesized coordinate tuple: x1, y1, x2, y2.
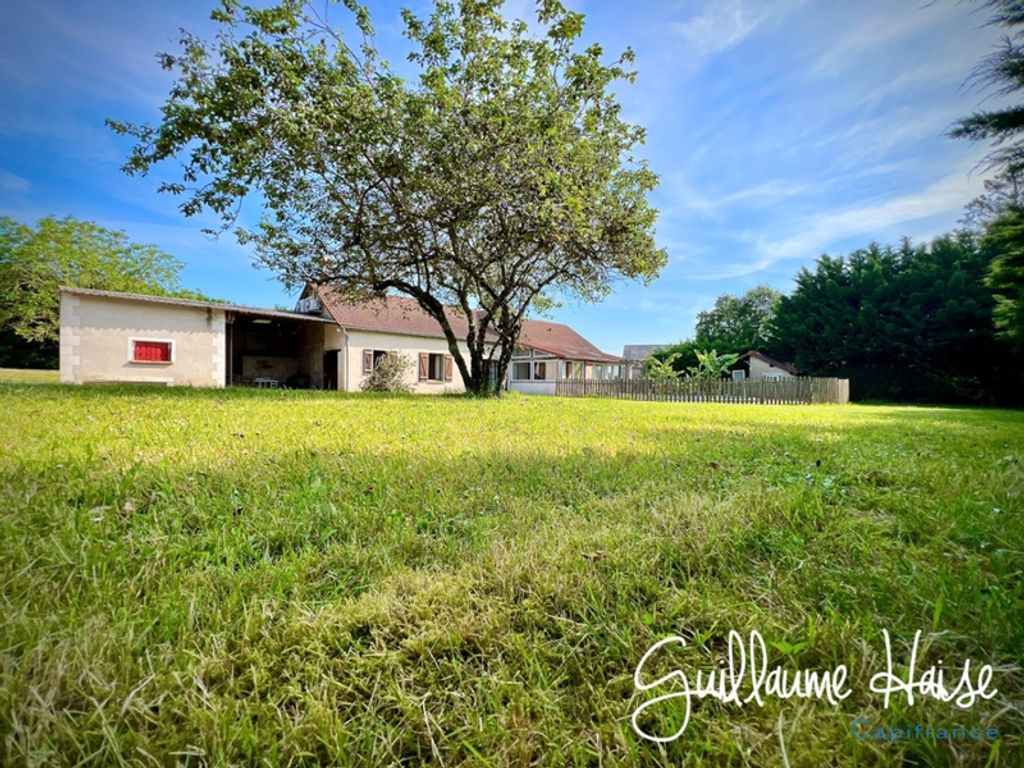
(360, 354, 413, 393)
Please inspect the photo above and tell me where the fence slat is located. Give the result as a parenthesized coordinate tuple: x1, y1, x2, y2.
(553, 377, 849, 404)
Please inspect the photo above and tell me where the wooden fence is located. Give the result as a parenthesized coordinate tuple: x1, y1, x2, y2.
(554, 376, 850, 405)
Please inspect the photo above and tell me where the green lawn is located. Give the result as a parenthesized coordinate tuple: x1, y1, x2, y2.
(0, 368, 58, 384)
(1, 384, 1021, 766)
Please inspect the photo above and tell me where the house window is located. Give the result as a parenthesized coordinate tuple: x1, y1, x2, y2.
(428, 354, 444, 381)
(131, 339, 173, 364)
(533, 362, 547, 380)
(564, 361, 582, 378)
(592, 365, 603, 379)
(362, 349, 393, 374)
(419, 353, 453, 382)
(732, 369, 746, 382)
(512, 362, 531, 380)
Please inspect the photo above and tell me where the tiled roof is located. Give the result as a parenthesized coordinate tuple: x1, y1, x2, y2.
(59, 286, 336, 323)
(313, 285, 495, 341)
(622, 344, 666, 361)
(516, 319, 621, 362)
(317, 286, 617, 360)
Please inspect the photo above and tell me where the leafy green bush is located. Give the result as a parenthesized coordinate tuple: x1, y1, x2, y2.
(360, 354, 412, 393)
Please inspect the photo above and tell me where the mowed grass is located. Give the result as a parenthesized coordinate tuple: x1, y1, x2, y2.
(1, 384, 1022, 767)
(0, 368, 58, 384)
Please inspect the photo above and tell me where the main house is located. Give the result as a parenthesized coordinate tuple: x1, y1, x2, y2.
(58, 284, 622, 393)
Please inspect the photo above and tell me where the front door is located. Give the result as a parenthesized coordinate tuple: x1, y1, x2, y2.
(323, 350, 339, 390)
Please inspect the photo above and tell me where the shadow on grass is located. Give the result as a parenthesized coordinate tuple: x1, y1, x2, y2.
(2, 412, 1022, 766)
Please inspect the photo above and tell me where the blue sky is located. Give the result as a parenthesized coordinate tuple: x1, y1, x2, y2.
(0, 0, 1006, 354)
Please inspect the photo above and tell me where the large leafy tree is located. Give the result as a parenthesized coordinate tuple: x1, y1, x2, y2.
(694, 285, 782, 353)
(0, 216, 201, 357)
(962, 167, 1024, 228)
(771, 233, 1021, 403)
(950, 0, 1024, 175)
(109, 0, 665, 395)
(948, 0, 1024, 375)
(982, 206, 1024, 351)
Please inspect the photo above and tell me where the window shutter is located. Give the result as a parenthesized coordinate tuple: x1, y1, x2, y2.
(444, 355, 453, 382)
(419, 353, 429, 381)
(362, 350, 373, 375)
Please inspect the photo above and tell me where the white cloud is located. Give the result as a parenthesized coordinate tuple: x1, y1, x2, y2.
(0, 170, 31, 194)
(672, 0, 765, 56)
(715, 179, 809, 206)
(671, 0, 805, 57)
(810, 3, 957, 78)
(676, 147, 990, 282)
(755, 153, 985, 261)
(687, 256, 779, 281)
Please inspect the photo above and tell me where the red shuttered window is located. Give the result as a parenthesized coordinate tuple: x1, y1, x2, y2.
(132, 340, 172, 363)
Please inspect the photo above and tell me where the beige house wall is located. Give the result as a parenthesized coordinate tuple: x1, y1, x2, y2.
(342, 329, 476, 393)
(60, 292, 225, 387)
(508, 356, 624, 382)
(584, 362, 623, 380)
(747, 357, 795, 380)
(59, 290, 494, 393)
(509, 354, 559, 382)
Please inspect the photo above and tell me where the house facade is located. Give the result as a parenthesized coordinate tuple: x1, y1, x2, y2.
(621, 344, 666, 380)
(730, 350, 798, 381)
(507, 319, 624, 395)
(59, 285, 495, 393)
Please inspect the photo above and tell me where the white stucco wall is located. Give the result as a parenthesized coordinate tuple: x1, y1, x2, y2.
(747, 357, 795, 380)
(59, 290, 498, 393)
(342, 329, 479, 393)
(60, 292, 226, 387)
(507, 356, 624, 390)
(507, 380, 558, 395)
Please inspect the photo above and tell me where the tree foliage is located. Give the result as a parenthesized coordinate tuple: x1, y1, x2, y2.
(770, 233, 1022, 403)
(641, 352, 680, 380)
(109, 0, 665, 395)
(0, 216, 202, 354)
(648, 339, 700, 376)
(694, 285, 782, 353)
(687, 349, 740, 379)
(982, 206, 1024, 351)
(359, 354, 413, 393)
(962, 167, 1024, 228)
(950, 0, 1024, 176)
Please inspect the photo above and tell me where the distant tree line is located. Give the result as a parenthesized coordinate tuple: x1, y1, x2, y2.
(773, 233, 1022, 403)
(649, 227, 1023, 405)
(0, 216, 210, 369)
(650, 0, 1024, 405)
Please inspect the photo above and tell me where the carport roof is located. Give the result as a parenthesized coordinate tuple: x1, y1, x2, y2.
(60, 286, 337, 324)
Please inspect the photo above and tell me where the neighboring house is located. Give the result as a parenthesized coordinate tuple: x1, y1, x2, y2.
(621, 344, 666, 379)
(730, 350, 798, 381)
(508, 319, 623, 394)
(59, 284, 498, 393)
